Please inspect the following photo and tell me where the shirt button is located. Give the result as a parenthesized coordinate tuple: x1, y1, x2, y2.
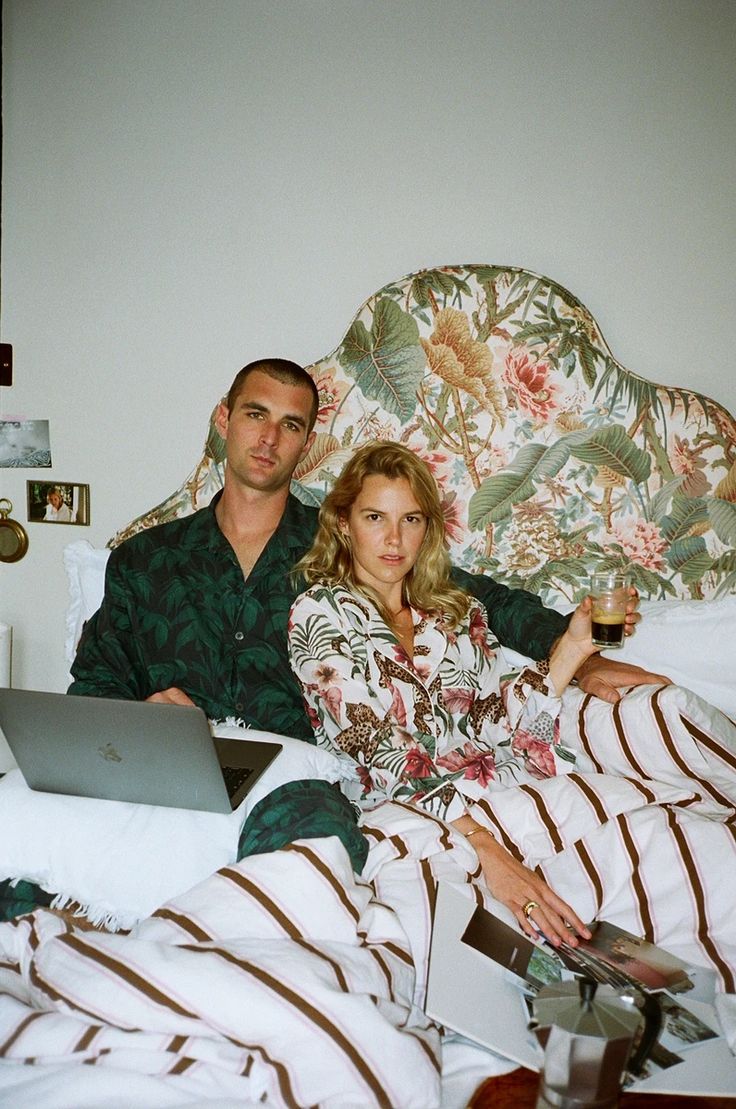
(235, 702, 244, 712)
(234, 631, 244, 641)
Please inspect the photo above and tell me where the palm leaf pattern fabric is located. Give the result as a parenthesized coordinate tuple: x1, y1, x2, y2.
(114, 265, 736, 605)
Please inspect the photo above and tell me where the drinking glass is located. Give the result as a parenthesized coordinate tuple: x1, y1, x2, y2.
(589, 571, 631, 649)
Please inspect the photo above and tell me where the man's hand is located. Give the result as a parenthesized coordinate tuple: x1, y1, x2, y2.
(574, 654, 672, 704)
(146, 686, 196, 706)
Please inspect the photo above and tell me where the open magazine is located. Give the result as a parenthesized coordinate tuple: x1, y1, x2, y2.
(425, 882, 735, 1096)
(461, 901, 716, 1083)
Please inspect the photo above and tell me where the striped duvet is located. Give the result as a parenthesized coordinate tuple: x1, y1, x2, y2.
(0, 683, 734, 1107)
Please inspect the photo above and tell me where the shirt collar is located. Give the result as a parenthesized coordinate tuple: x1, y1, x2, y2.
(191, 488, 317, 558)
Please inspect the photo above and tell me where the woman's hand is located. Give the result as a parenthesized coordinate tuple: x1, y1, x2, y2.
(459, 824, 591, 947)
(548, 596, 599, 697)
(564, 594, 597, 653)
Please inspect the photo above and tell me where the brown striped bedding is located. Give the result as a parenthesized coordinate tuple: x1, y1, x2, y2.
(0, 682, 734, 1106)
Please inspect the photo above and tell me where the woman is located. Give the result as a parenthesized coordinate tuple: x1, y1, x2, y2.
(43, 487, 74, 523)
(288, 442, 736, 984)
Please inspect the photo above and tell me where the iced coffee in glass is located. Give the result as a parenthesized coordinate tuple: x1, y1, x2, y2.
(589, 571, 631, 649)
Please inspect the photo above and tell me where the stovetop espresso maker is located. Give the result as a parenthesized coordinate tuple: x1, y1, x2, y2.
(529, 977, 644, 1108)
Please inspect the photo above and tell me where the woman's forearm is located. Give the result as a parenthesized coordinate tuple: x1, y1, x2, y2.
(548, 632, 594, 697)
(451, 813, 589, 946)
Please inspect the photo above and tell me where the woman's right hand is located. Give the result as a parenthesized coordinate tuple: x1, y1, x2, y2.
(469, 828, 591, 947)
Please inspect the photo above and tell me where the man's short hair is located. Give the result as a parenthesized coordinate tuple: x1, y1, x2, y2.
(227, 359, 320, 433)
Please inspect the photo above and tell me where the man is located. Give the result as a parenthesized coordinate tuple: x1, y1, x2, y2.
(69, 358, 666, 734)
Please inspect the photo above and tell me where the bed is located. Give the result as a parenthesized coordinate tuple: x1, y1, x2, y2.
(1, 264, 735, 1107)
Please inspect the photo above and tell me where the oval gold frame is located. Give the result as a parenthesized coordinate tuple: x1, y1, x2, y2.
(0, 499, 29, 563)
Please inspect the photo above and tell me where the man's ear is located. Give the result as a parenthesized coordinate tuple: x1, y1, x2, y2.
(299, 430, 316, 460)
(214, 402, 229, 439)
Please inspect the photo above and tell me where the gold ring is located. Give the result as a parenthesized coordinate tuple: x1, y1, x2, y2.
(522, 900, 539, 919)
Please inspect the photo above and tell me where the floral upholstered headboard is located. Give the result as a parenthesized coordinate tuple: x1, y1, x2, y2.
(112, 265, 736, 606)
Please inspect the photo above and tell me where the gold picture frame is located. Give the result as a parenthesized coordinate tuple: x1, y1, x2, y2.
(26, 481, 90, 526)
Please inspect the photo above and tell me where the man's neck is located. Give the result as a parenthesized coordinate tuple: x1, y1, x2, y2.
(215, 483, 290, 577)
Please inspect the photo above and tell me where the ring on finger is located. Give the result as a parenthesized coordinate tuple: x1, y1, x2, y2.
(522, 900, 539, 920)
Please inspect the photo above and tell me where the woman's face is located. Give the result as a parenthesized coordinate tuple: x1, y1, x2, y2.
(339, 474, 428, 602)
(48, 491, 62, 509)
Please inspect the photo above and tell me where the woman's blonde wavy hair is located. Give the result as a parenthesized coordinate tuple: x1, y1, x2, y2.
(295, 440, 471, 628)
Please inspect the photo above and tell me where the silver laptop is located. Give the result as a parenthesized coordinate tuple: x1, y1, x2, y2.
(0, 688, 282, 814)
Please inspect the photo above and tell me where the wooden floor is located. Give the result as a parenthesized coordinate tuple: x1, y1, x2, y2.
(469, 1067, 736, 1108)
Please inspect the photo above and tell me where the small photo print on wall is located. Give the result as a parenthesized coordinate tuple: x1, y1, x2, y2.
(0, 420, 52, 467)
(27, 482, 90, 526)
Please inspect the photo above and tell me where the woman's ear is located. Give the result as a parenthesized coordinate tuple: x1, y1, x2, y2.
(337, 513, 349, 537)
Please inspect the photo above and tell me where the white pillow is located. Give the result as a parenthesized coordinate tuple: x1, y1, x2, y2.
(63, 540, 110, 663)
(0, 724, 352, 930)
(507, 596, 736, 720)
(0, 768, 241, 931)
(607, 596, 736, 719)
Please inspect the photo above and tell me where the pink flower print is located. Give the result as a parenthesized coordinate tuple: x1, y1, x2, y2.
(502, 348, 561, 421)
(312, 367, 348, 425)
(322, 685, 343, 722)
(469, 607, 495, 659)
(511, 729, 556, 779)
(670, 435, 709, 498)
(437, 743, 496, 788)
(441, 489, 465, 545)
(441, 687, 476, 714)
(304, 702, 321, 732)
(357, 764, 375, 793)
(416, 449, 451, 480)
(412, 660, 431, 681)
(606, 519, 667, 572)
(404, 747, 435, 779)
(389, 683, 408, 727)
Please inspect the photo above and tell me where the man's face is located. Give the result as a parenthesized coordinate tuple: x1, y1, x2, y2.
(215, 370, 315, 495)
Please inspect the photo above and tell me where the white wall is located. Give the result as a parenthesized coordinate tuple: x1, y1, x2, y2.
(1, 0, 734, 693)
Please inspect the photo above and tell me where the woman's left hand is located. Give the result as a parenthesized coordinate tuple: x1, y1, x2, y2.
(567, 585, 642, 650)
(456, 823, 591, 947)
(565, 594, 597, 653)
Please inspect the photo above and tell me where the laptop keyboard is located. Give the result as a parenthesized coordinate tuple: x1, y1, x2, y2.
(221, 764, 254, 798)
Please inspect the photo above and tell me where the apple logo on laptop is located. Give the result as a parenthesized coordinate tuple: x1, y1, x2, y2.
(97, 743, 122, 763)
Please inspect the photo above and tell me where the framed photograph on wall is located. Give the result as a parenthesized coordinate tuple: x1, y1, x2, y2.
(26, 481, 90, 526)
(0, 419, 52, 467)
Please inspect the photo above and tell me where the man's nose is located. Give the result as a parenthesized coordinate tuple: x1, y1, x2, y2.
(259, 421, 279, 445)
